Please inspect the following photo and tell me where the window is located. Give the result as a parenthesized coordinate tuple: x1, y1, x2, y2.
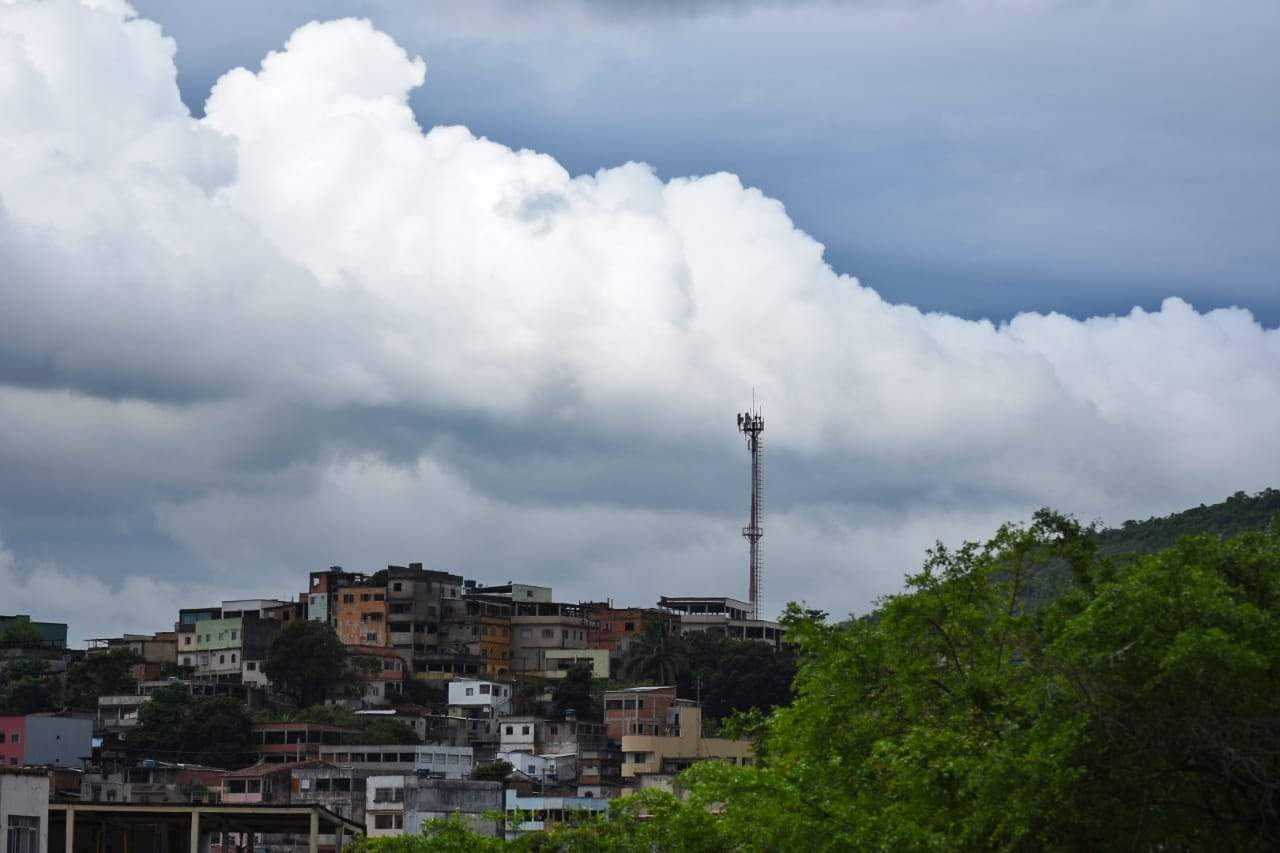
(361, 594, 371, 602)
(374, 814, 403, 830)
(479, 684, 491, 694)
(373, 594, 385, 602)
(343, 594, 354, 604)
(231, 630, 238, 640)
(392, 582, 402, 592)
(219, 655, 225, 665)
(184, 636, 191, 646)
(521, 725, 530, 735)
(505, 726, 513, 735)
(465, 687, 474, 696)
(334, 778, 351, 792)
(247, 661, 257, 671)
(561, 629, 569, 639)
(521, 629, 532, 639)
(365, 633, 378, 642)
(183, 657, 192, 666)
(541, 629, 554, 639)
(227, 780, 247, 794)
(624, 622, 635, 631)
(315, 778, 332, 792)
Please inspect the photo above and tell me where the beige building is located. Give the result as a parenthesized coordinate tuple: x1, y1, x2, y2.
(620, 704, 751, 780)
(542, 648, 609, 679)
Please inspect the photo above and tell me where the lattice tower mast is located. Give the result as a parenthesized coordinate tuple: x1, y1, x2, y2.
(737, 408, 765, 620)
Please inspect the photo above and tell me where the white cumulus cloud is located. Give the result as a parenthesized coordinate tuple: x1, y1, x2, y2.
(0, 1, 1276, 640)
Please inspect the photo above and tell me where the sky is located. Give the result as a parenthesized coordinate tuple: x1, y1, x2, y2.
(1, 0, 1278, 644)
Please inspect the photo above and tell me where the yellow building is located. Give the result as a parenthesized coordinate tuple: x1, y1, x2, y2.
(620, 703, 752, 780)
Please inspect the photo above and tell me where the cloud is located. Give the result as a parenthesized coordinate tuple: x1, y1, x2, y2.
(0, 2, 1277, 641)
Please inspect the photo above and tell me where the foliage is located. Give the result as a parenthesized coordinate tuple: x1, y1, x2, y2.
(549, 664, 600, 721)
(396, 678, 445, 708)
(262, 619, 348, 707)
(60, 646, 141, 708)
(0, 656, 53, 714)
(283, 703, 419, 744)
(0, 620, 46, 648)
(685, 513, 1280, 850)
(1098, 487, 1280, 556)
(621, 620, 688, 685)
(471, 759, 514, 782)
(130, 684, 254, 768)
(677, 632, 795, 725)
(511, 678, 546, 716)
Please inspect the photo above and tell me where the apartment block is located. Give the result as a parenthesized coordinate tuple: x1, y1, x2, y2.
(0, 715, 92, 768)
(656, 596, 785, 647)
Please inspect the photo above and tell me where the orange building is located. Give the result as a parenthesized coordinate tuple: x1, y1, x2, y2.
(585, 604, 679, 654)
(334, 584, 389, 647)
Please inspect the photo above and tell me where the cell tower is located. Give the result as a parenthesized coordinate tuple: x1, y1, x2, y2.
(737, 406, 765, 620)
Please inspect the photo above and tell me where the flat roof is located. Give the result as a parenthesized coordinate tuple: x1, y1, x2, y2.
(48, 802, 364, 836)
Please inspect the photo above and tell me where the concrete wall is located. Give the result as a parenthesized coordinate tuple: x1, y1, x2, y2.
(404, 779, 502, 837)
(23, 718, 91, 768)
(0, 770, 50, 853)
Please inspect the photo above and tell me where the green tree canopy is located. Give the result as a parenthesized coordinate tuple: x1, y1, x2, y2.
(262, 619, 348, 707)
(130, 684, 254, 768)
(549, 663, 600, 721)
(61, 646, 141, 708)
(621, 620, 689, 685)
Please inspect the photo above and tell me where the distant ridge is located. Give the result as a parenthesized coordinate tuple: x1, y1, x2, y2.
(1096, 488, 1280, 556)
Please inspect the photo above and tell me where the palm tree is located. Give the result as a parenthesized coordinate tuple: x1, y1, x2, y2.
(622, 620, 689, 685)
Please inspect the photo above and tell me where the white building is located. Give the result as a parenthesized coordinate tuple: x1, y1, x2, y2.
(447, 679, 512, 715)
(497, 751, 576, 785)
(503, 789, 608, 839)
(0, 769, 49, 853)
(317, 745, 475, 779)
(364, 774, 408, 837)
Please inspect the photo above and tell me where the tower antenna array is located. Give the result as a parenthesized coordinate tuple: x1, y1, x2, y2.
(736, 405, 765, 620)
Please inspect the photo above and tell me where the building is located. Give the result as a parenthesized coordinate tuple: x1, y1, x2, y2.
(542, 648, 609, 680)
(0, 767, 49, 853)
(619, 703, 752, 780)
(348, 646, 407, 706)
(291, 763, 370, 826)
(497, 717, 606, 759)
(446, 679, 513, 716)
(305, 568, 372, 628)
(497, 751, 576, 786)
(0, 715, 92, 768)
(221, 762, 308, 805)
(503, 789, 608, 838)
(0, 617, 66, 650)
(583, 604, 679, 655)
(249, 723, 355, 764)
(176, 609, 278, 688)
(405, 778, 503, 837)
(334, 585, 389, 648)
(80, 762, 226, 805)
(603, 686, 679, 742)
(85, 633, 177, 682)
(386, 564, 465, 671)
(656, 596, 784, 647)
(316, 745, 475, 779)
(468, 585, 595, 674)
(441, 597, 511, 676)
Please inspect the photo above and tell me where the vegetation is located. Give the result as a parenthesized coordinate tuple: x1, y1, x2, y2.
(276, 703, 420, 744)
(0, 620, 46, 648)
(354, 510, 1280, 850)
(620, 618, 796, 726)
(0, 656, 54, 714)
(262, 619, 349, 706)
(130, 684, 255, 768)
(621, 621, 688, 684)
(1097, 487, 1280, 556)
(60, 646, 141, 708)
(549, 664, 601, 721)
(471, 759, 514, 782)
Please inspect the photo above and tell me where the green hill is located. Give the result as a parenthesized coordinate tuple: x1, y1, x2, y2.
(1096, 488, 1280, 556)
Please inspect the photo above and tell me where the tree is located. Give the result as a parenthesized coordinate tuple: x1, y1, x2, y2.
(0, 620, 45, 648)
(60, 647, 141, 708)
(621, 620, 689, 685)
(0, 657, 53, 714)
(549, 663, 600, 721)
(677, 513, 1280, 850)
(131, 684, 254, 768)
(471, 759, 513, 782)
(677, 632, 795, 724)
(397, 678, 445, 708)
(262, 620, 348, 707)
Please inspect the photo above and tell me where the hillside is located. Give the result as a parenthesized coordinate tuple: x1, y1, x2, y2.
(1096, 488, 1280, 556)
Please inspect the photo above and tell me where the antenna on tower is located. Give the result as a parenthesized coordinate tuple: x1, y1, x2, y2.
(737, 403, 765, 620)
